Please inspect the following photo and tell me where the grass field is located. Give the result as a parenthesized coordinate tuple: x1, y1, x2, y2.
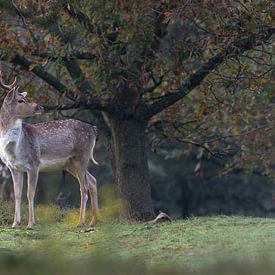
(0, 203, 275, 274)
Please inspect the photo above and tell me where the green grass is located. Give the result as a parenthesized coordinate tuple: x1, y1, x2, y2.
(0, 203, 275, 274)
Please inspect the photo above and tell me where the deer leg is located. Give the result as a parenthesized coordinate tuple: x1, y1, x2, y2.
(10, 169, 23, 228)
(86, 171, 99, 227)
(65, 163, 88, 226)
(78, 171, 88, 226)
(26, 168, 38, 230)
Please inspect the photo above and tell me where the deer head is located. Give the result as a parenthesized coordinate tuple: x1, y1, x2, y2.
(0, 71, 44, 118)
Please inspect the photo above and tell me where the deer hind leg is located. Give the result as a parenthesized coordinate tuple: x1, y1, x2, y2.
(10, 169, 23, 228)
(27, 168, 39, 230)
(65, 161, 88, 227)
(78, 172, 88, 226)
(86, 171, 99, 227)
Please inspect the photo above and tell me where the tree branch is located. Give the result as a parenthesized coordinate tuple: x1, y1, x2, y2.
(44, 99, 109, 112)
(63, 2, 102, 35)
(44, 103, 80, 111)
(8, 53, 74, 99)
(175, 138, 227, 157)
(28, 50, 97, 61)
(2, 53, 108, 111)
(147, 4, 169, 56)
(63, 59, 94, 94)
(64, 3, 120, 46)
(36, 12, 98, 98)
(145, 27, 275, 118)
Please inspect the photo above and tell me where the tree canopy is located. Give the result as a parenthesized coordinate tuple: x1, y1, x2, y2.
(0, 0, 274, 219)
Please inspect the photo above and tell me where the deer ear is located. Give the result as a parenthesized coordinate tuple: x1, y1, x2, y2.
(21, 92, 27, 97)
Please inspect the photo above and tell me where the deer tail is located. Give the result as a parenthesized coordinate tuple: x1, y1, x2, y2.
(91, 152, 99, 166)
(91, 126, 99, 166)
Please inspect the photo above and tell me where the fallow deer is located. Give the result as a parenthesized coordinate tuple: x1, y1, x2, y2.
(0, 72, 99, 229)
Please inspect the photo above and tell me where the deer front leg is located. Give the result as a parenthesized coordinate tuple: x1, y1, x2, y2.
(27, 168, 38, 230)
(10, 169, 23, 228)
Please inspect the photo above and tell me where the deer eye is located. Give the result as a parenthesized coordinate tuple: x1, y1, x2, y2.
(18, 99, 25, 104)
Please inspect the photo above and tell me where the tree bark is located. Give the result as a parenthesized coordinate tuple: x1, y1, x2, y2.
(108, 116, 155, 220)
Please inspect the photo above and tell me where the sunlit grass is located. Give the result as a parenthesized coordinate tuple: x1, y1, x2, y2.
(36, 204, 66, 224)
(0, 202, 275, 274)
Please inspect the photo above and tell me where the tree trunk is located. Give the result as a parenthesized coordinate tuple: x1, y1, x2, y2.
(108, 116, 155, 221)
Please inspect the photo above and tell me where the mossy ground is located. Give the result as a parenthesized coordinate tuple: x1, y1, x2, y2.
(0, 202, 275, 274)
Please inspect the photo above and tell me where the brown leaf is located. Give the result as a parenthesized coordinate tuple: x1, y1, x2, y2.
(148, 211, 172, 225)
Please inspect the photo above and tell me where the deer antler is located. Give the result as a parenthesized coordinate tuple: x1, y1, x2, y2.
(0, 70, 17, 91)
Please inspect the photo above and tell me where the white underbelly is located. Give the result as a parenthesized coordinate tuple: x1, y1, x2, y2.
(39, 158, 69, 171)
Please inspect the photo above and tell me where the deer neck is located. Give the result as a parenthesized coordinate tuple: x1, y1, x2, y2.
(0, 107, 23, 137)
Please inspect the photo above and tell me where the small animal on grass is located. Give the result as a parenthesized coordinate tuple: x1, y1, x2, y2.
(0, 71, 99, 229)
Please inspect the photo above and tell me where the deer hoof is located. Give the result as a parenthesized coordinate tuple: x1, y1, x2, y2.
(27, 224, 34, 230)
(89, 211, 100, 227)
(11, 222, 21, 229)
(89, 218, 97, 227)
